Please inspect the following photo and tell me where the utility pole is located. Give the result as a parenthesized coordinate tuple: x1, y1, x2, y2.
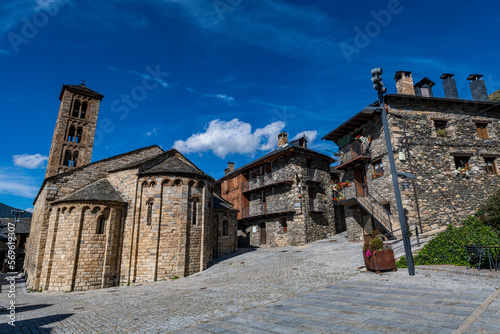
(371, 68, 415, 276)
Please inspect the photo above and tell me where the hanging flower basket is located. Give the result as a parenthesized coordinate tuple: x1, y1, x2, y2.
(453, 166, 470, 177)
(355, 135, 370, 145)
(333, 180, 351, 191)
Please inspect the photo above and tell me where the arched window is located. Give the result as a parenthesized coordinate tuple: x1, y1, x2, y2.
(72, 100, 80, 117)
(75, 127, 82, 143)
(97, 216, 106, 234)
(222, 220, 229, 236)
(191, 198, 198, 225)
(63, 150, 72, 166)
(72, 151, 78, 167)
(146, 199, 153, 225)
(80, 102, 87, 119)
(67, 126, 75, 142)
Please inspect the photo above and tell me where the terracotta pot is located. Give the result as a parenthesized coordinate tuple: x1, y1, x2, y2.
(363, 249, 397, 274)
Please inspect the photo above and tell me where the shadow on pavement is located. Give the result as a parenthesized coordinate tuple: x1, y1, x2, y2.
(212, 247, 258, 265)
(0, 313, 73, 333)
(0, 303, 53, 314)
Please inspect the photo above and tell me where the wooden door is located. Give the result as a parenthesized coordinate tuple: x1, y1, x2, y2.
(354, 168, 367, 196)
(260, 223, 267, 245)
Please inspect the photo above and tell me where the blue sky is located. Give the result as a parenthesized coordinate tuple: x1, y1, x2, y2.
(1, 0, 500, 211)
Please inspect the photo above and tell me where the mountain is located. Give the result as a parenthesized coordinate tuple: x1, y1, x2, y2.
(0, 202, 33, 218)
(489, 89, 500, 102)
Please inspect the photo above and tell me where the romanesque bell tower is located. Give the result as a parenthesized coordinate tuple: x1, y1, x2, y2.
(45, 83, 104, 178)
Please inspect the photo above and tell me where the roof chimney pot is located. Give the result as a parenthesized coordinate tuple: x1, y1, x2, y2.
(278, 131, 288, 148)
(394, 71, 415, 95)
(224, 162, 235, 175)
(468, 74, 489, 102)
(440, 74, 459, 99)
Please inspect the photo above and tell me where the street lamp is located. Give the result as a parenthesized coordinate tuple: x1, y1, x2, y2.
(371, 68, 415, 276)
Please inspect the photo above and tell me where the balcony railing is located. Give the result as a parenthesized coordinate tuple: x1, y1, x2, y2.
(337, 141, 370, 168)
(241, 202, 296, 219)
(242, 171, 293, 193)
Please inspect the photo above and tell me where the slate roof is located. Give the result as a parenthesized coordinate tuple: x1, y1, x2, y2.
(59, 83, 104, 101)
(213, 194, 238, 211)
(137, 149, 213, 180)
(218, 143, 334, 182)
(53, 179, 125, 204)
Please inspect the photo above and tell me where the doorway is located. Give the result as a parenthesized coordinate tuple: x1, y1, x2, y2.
(354, 167, 367, 196)
(260, 223, 267, 245)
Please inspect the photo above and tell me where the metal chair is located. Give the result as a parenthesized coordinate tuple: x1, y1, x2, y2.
(464, 245, 486, 271)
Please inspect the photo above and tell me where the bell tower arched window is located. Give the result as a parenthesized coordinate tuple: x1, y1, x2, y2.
(72, 100, 80, 117)
(75, 127, 82, 143)
(67, 125, 75, 142)
(80, 102, 87, 119)
(62, 150, 79, 167)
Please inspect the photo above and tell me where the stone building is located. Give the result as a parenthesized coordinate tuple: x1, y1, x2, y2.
(25, 84, 237, 292)
(218, 132, 337, 247)
(323, 71, 500, 242)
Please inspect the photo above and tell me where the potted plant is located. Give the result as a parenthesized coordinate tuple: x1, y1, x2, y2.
(362, 231, 397, 274)
(371, 172, 383, 179)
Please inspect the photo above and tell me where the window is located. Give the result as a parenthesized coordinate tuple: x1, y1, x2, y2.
(476, 123, 489, 139)
(146, 199, 153, 225)
(222, 220, 229, 236)
(280, 217, 287, 233)
(382, 203, 391, 214)
(63, 150, 72, 166)
(67, 125, 75, 142)
(75, 127, 82, 143)
(433, 120, 448, 137)
(454, 156, 470, 169)
(72, 100, 80, 117)
(485, 158, 497, 174)
(372, 160, 384, 177)
(97, 216, 106, 234)
(191, 198, 198, 225)
(80, 102, 87, 119)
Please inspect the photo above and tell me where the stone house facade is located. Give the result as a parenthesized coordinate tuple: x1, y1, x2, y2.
(218, 132, 337, 247)
(25, 84, 237, 292)
(323, 71, 500, 242)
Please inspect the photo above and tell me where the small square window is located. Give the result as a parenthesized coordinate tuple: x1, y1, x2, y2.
(434, 120, 448, 137)
(454, 156, 470, 169)
(371, 160, 384, 178)
(476, 123, 489, 139)
(485, 158, 497, 174)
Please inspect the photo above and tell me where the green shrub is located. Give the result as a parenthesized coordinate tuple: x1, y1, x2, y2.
(476, 187, 500, 234)
(396, 218, 500, 268)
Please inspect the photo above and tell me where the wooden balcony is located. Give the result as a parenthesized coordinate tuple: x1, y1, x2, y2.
(335, 141, 371, 170)
(242, 171, 293, 194)
(241, 203, 296, 220)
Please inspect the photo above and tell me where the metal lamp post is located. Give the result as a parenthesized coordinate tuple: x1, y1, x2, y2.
(371, 68, 415, 276)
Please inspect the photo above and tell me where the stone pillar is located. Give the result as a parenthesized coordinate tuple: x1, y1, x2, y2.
(345, 207, 364, 242)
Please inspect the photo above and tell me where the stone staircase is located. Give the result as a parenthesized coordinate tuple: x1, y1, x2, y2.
(388, 225, 448, 259)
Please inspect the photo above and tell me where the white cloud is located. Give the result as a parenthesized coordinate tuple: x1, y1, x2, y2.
(13, 154, 48, 169)
(146, 128, 158, 136)
(203, 93, 234, 102)
(0, 168, 39, 198)
(24, 207, 34, 213)
(293, 130, 318, 144)
(186, 87, 235, 103)
(173, 119, 286, 158)
(108, 66, 169, 88)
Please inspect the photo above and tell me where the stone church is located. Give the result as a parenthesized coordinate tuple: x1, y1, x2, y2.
(25, 83, 238, 292)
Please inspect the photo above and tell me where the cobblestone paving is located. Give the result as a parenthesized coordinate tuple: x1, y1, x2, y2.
(1, 232, 499, 333)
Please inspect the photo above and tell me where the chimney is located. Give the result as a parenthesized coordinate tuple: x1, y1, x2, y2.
(468, 74, 489, 102)
(278, 131, 288, 148)
(394, 71, 415, 95)
(440, 74, 459, 99)
(414, 77, 435, 97)
(224, 162, 235, 175)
